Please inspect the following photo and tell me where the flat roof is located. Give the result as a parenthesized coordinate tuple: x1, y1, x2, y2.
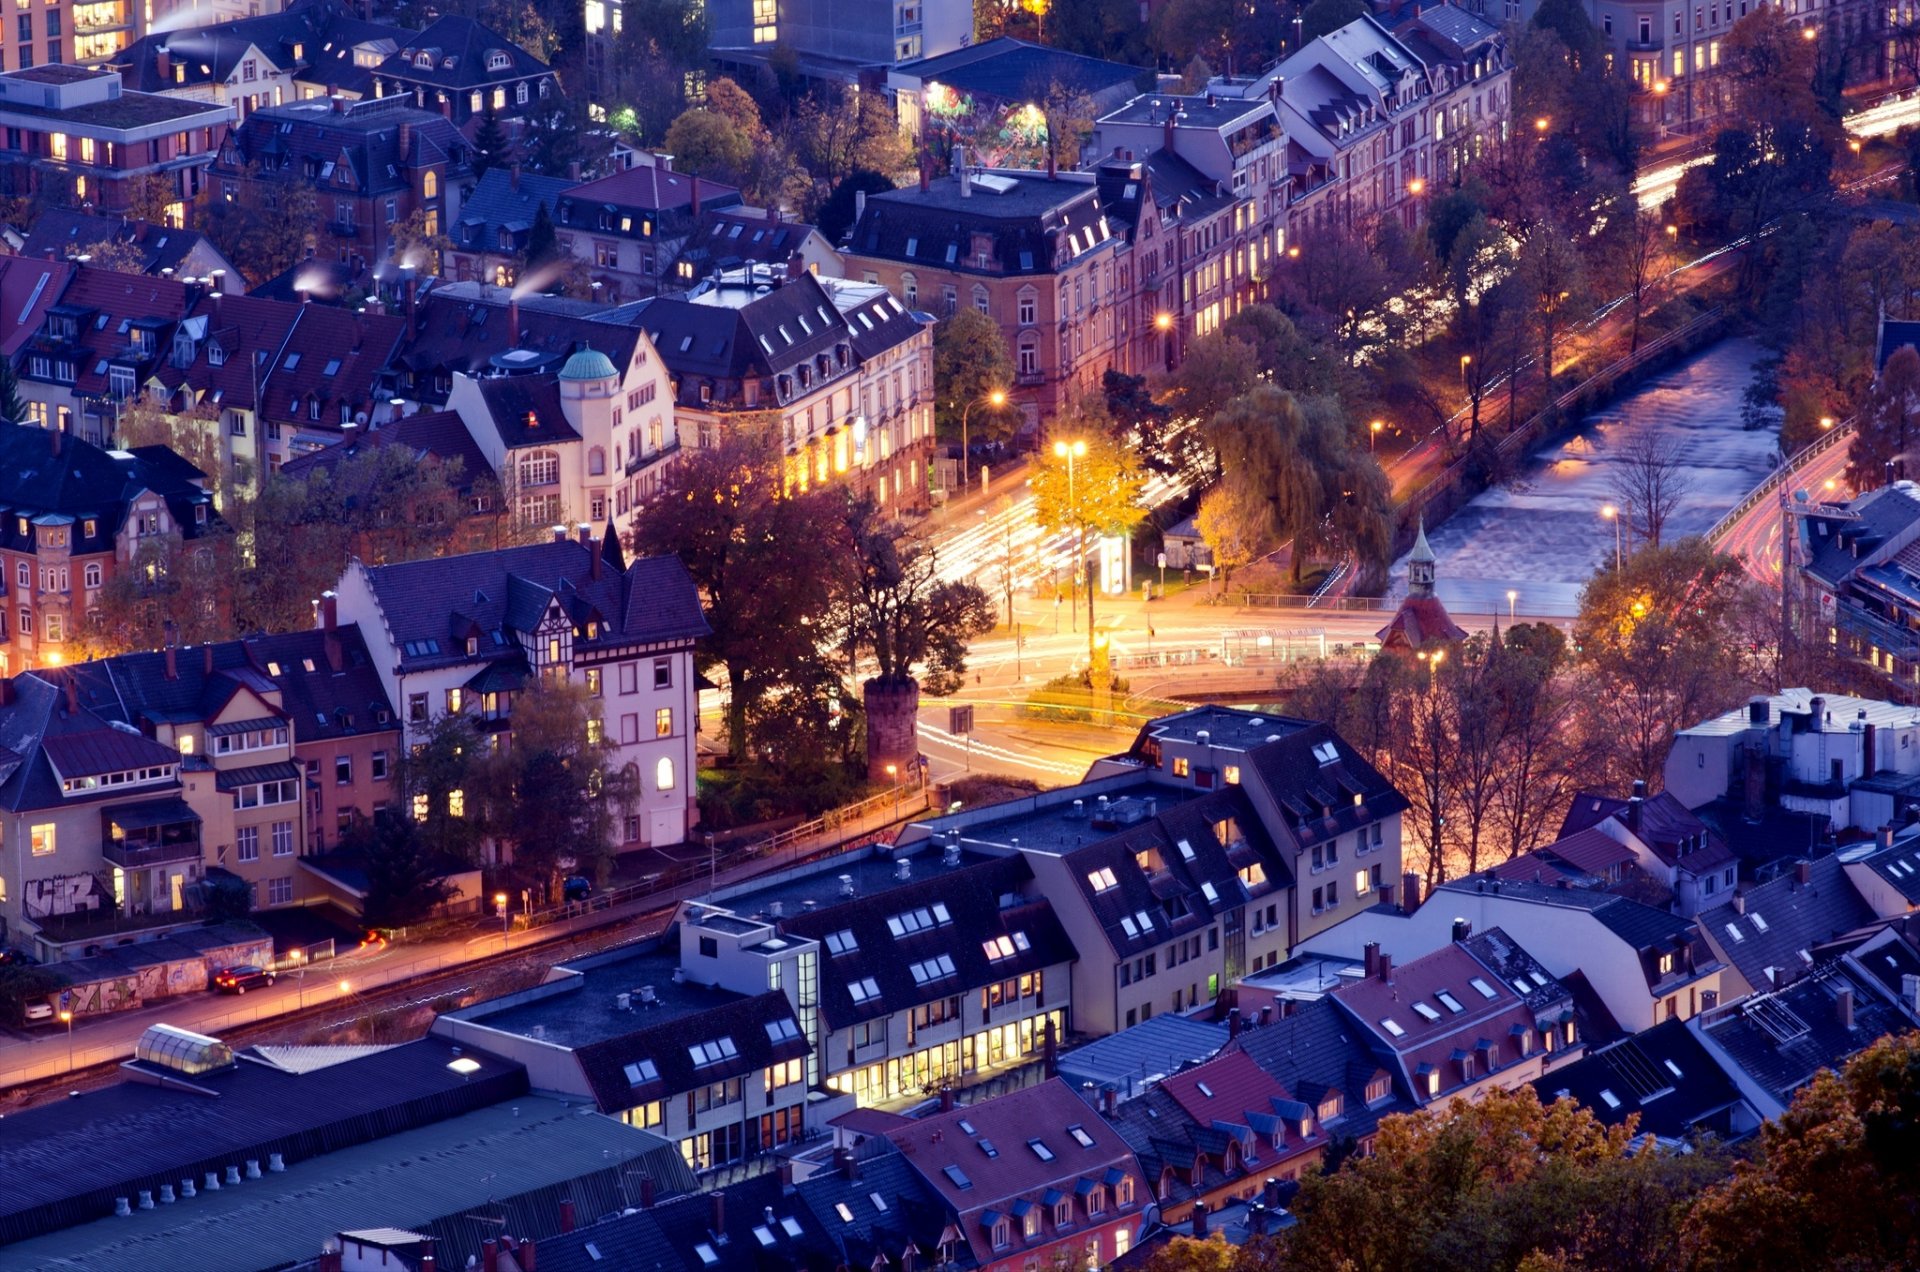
(456, 941, 746, 1049)
(1099, 93, 1274, 129)
(1054, 1015, 1231, 1100)
(930, 777, 1208, 856)
(872, 170, 1100, 219)
(0, 1096, 673, 1272)
(1241, 951, 1368, 1000)
(0, 88, 228, 131)
(1145, 707, 1317, 751)
(700, 839, 1003, 921)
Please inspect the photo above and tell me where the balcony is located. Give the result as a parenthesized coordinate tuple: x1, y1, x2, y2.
(328, 220, 361, 238)
(625, 434, 682, 477)
(1014, 369, 1045, 386)
(102, 797, 202, 869)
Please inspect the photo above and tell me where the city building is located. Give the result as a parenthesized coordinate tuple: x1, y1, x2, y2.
(0, 66, 230, 215)
(16, 208, 236, 273)
(444, 164, 575, 288)
(433, 937, 818, 1174)
(1485, 827, 1642, 892)
(1331, 927, 1583, 1108)
(0, 420, 215, 674)
(396, 280, 652, 406)
(637, 269, 936, 510)
(1698, 855, 1877, 999)
(1055, 1012, 1230, 1102)
(15, 265, 193, 442)
(112, 2, 410, 115)
(670, 205, 840, 294)
(1533, 1017, 1762, 1143)
(1304, 877, 1729, 1032)
(445, 339, 677, 534)
(1838, 822, 1920, 919)
(208, 93, 471, 287)
(1376, 518, 1466, 654)
(844, 166, 1119, 433)
(1558, 781, 1740, 916)
(884, 1076, 1151, 1269)
(551, 162, 742, 302)
(888, 37, 1148, 152)
(331, 532, 707, 853)
(708, 0, 971, 83)
(1786, 484, 1920, 692)
(896, 705, 1410, 1036)
(1230, 992, 1416, 1158)
(370, 14, 557, 128)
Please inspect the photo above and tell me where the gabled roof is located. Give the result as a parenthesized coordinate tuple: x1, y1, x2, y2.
(453, 166, 574, 252)
(1696, 966, 1905, 1108)
(1156, 1049, 1291, 1127)
(112, 1, 408, 97)
(0, 421, 212, 556)
(1231, 995, 1412, 1142)
(676, 206, 823, 274)
(1376, 594, 1466, 650)
(1559, 789, 1737, 874)
(220, 95, 469, 199)
(0, 253, 72, 357)
(377, 14, 551, 90)
(1534, 1017, 1750, 1141)
(850, 170, 1115, 278)
(20, 211, 231, 279)
(573, 988, 807, 1113)
(1703, 856, 1877, 993)
(475, 374, 578, 447)
(557, 164, 739, 218)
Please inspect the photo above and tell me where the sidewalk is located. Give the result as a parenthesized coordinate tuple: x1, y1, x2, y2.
(0, 790, 933, 1094)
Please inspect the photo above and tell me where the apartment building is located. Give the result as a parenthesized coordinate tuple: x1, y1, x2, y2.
(444, 165, 575, 289)
(0, 66, 230, 214)
(331, 533, 708, 854)
(1558, 781, 1740, 916)
(372, 15, 556, 129)
(844, 167, 1119, 431)
(709, 0, 971, 80)
(551, 163, 742, 303)
(0, 421, 215, 675)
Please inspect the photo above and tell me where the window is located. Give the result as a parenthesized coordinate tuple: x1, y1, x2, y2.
(236, 825, 260, 862)
(991, 1219, 1010, 1250)
(272, 821, 294, 856)
(408, 692, 429, 723)
(1172, 757, 1190, 777)
(654, 657, 673, 689)
(656, 707, 673, 737)
(656, 756, 676, 790)
(335, 755, 352, 785)
(30, 823, 54, 856)
(371, 751, 389, 781)
(268, 877, 293, 905)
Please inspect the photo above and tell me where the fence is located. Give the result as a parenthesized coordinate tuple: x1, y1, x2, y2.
(1705, 416, 1857, 548)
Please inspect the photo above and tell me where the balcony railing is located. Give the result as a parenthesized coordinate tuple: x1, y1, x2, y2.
(625, 434, 682, 476)
(104, 834, 203, 870)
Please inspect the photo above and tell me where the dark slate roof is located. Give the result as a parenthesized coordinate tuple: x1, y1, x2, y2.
(573, 988, 808, 1113)
(1698, 966, 1906, 1107)
(536, 1171, 840, 1272)
(1879, 317, 1920, 371)
(453, 166, 574, 253)
(677, 208, 820, 280)
(1231, 996, 1413, 1143)
(1702, 856, 1877, 992)
(112, 1, 409, 97)
(0, 253, 73, 358)
(779, 854, 1076, 1029)
(1842, 831, 1920, 905)
(0, 421, 212, 556)
(1434, 878, 1719, 994)
(788, 1146, 959, 1272)
(19, 211, 229, 278)
(356, 539, 708, 676)
(1559, 789, 1738, 875)
(398, 280, 651, 389)
(377, 15, 551, 92)
(279, 410, 496, 491)
(1691, 798, 1829, 871)
(0, 1034, 526, 1246)
(893, 37, 1147, 102)
(1799, 483, 1920, 589)
(1533, 1018, 1750, 1141)
(635, 273, 857, 390)
(1236, 717, 1410, 851)
(217, 95, 471, 201)
(554, 165, 741, 230)
(32, 266, 194, 400)
(476, 374, 578, 447)
(1057, 1015, 1232, 1100)
(851, 172, 1116, 278)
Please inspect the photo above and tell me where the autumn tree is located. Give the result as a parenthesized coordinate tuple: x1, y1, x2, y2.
(122, 173, 178, 226)
(783, 87, 911, 214)
(394, 711, 488, 867)
(200, 167, 317, 288)
(1606, 198, 1675, 359)
(1848, 343, 1920, 488)
(932, 308, 1017, 450)
(1193, 483, 1262, 586)
(389, 207, 452, 276)
(1030, 403, 1147, 652)
(1517, 224, 1586, 394)
(629, 426, 844, 764)
(75, 237, 147, 275)
(480, 678, 634, 893)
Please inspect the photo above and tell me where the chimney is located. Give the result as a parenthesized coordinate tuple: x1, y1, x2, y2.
(639, 1174, 656, 1208)
(559, 1199, 576, 1233)
(1264, 1177, 1282, 1209)
(1836, 986, 1855, 1030)
(420, 1246, 436, 1272)
(508, 296, 519, 345)
(1627, 779, 1646, 832)
(482, 1239, 499, 1272)
(331, 91, 345, 113)
(1810, 695, 1827, 729)
(709, 1190, 725, 1236)
(1043, 1015, 1058, 1077)
(64, 672, 77, 715)
(551, 525, 569, 544)
(1378, 952, 1393, 981)
(164, 620, 179, 679)
(1731, 890, 1746, 915)
(511, 161, 521, 191)
(1163, 113, 1176, 154)
(317, 1250, 343, 1272)
(1451, 917, 1472, 943)
(518, 1240, 536, 1272)
(1363, 941, 1381, 978)
(939, 1085, 954, 1112)
(156, 48, 171, 80)
(1866, 721, 1879, 774)
(787, 250, 805, 282)
(1798, 859, 1814, 886)
(838, 1146, 858, 1181)
(320, 590, 341, 671)
(1102, 1086, 1117, 1115)
(1228, 1006, 1242, 1039)
(203, 644, 215, 675)
(1190, 1201, 1208, 1239)
(1748, 695, 1770, 725)
(1881, 825, 1897, 851)
(397, 121, 412, 160)
(1402, 871, 1422, 913)
(1248, 1203, 1268, 1236)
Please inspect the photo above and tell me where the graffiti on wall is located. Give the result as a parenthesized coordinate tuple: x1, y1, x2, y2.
(24, 873, 108, 918)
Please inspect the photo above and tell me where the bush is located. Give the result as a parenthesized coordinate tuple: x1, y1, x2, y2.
(0, 963, 66, 1025)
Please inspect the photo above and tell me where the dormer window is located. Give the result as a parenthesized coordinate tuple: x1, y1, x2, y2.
(487, 50, 510, 71)
(415, 51, 433, 67)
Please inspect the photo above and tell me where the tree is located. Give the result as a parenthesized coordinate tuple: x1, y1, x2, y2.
(1607, 428, 1694, 550)
(200, 167, 317, 288)
(0, 356, 26, 424)
(630, 426, 844, 764)
(932, 308, 1017, 449)
(123, 173, 178, 226)
(834, 495, 994, 696)
(1299, 0, 1364, 43)
(524, 201, 559, 271)
(1682, 1032, 1920, 1271)
(783, 87, 911, 215)
(472, 102, 510, 177)
(1278, 1086, 1724, 1272)
(1605, 198, 1674, 359)
(816, 170, 894, 245)
(482, 678, 632, 892)
(1030, 405, 1147, 649)
(664, 107, 754, 186)
(1517, 225, 1586, 393)
(1849, 344, 1920, 488)
(1103, 368, 1195, 481)
(348, 812, 456, 928)
(75, 237, 147, 275)
(1193, 483, 1261, 585)
(389, 206, 452, 276)
(525, 96, 606, 177)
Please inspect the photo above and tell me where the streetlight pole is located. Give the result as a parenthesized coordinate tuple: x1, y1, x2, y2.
(494, 892, 509, 953)
(959, 388, 1006, 492)
(60, 1009, 73, 1072)
(1369, 419, 1383, 452)
(1602, 504, 1622, 570)
(1054, 439, 1091, 660)
(1507, 589, 1518, 620)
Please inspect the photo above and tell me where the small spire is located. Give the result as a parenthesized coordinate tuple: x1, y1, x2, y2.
(1409, 516, 1435, 564)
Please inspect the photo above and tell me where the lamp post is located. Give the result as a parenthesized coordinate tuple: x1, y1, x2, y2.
(1052, 438, 1089, 658)
(1155, 310, 1175, 371)
(494, 892, 509, 953)
(707, 831, 717, 892)
(1369, 419, 1383, 452)
(885, 763, 900, 816)
(291, 948, 307, 1008)
(1507, 589, 1518, 619)
(959, 388, 1007, 490)
(59, 1009, 73, 1072)
(1602, 504, 1623, 570)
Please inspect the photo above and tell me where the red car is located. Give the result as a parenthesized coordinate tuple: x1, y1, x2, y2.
(212, 966, 276, 994)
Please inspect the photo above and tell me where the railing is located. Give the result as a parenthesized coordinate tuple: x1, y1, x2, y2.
(625, 435, 682, 477)
(1705, 415, 1857, 547)
(102, 839, 203, 869)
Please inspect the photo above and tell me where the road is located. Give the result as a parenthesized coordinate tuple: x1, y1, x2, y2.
(1712, 431, 1857, 588)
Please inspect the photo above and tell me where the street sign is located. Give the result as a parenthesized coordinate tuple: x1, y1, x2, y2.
(949, 705, 974, 737)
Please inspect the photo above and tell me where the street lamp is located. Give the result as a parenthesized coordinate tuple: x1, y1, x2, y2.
(1602, 504, 1622, 570)
(1052, 438, 1090, 655)
(1850, 138, 1863, 155)
(959, 388, 1007, 490)
(1406, 177, 1425, 197)
(1369, 419, 1384, 452)
(59, 1009, 72, 1072)
(1507, 589, 1518, 619)
(1534, 116, 1550, 134)
(1801, 23, 1817, 39)
(1820, 416, 1836, 430)
(494, 892, 509, 952)
(1154, 311, 1176, 371)
(885, 762, 901, 816)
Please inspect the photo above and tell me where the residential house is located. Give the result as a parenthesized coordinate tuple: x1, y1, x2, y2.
(1788, 485, 1920, 692)
(444, 164, 574, 288)
(1534, 1016, 1762, 1143)
(331, 532, 708, 854)
(1485, 827, 1642, 891)
(112, 1, 409, 115)
(1055, 1012, 1230, 1102)
(371, 15, 557, 129)
(843, 166, 1120, 432)
(884, 1077, 1151, 1271)
(1230, 993, 1415, 1158)
(887, 37, 1147, 152)
(1332, 927, 1582, 1108)
(1387, 4, 1512, 190)
(1700, 855, 1878, 999)
(0, 421, 215, 674)
(0, 66, 230, 217)
(709, 0, 972, 82)
(395, 279, 652, 407)
(433, 938, 817, 1174)
(1559, 780, 1741, 916)
(636, 269, 936, 511)
(670, 205, 840, 295)
(207, 93, 471, 287)
(17, 209, 236, 274)
(1101, 1048, 1327, 1226)
(1838, 822, 1920, 918)
(896, 704, 1410, 1036)
(16, 264, 194, 442)
(551, 162, 742, 302)
(1302, 877, 1730, 1032)
(1092, 93, 1287, 368)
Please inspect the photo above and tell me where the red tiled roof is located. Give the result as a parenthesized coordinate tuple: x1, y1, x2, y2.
(1539, 827, 1637, 876)
(1156, 1050, 1290, 1127)
(0, 256, 73, 357)
(561, 163, 737, 213)
(1376, 595, 1466, 650)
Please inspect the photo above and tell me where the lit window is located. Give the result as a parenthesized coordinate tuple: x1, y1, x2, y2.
(448, 789, 465, 818)
(29, 823, 54, 855)
(656, 756, 676, 790)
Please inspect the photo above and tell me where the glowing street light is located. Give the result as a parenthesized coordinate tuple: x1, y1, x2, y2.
(1801, 23, 1817, 39)
(59, 1009, 73, 1071)
(1406, 176, 1426, 196)
(1369, 419, 1384, 451)
(1534, 116, 1551, 134)
(1820, 416, 1836, 430)
(1602, 503, 1623, 570)
(1053, 438, 1090, 651)
(1507, 589, 1518, 619)
(1154, 312, 1173, 332)
(960, 387, 1007, 489)
(1665, 224, 1678, 239)
(494, 891, 510, 952)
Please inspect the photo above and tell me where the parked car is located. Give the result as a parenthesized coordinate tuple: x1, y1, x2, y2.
(21, 1000, 52, 1023)
(563, 875, 593, 902)
(212, 966, 276, 994)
